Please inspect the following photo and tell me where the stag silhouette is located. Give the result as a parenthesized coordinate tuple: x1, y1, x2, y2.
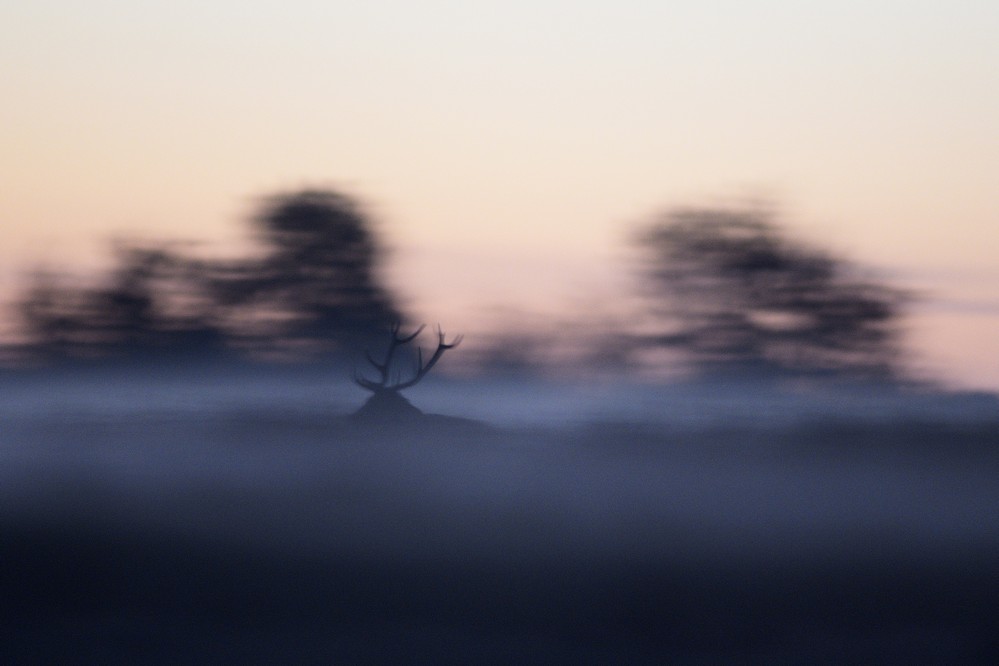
(352, 322, 462, 421)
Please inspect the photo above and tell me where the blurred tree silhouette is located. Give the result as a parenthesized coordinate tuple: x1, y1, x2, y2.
(18, 271, 88, 362)
(15, 189, 402, 366)
(18, 244, 229, 363)
(636, 206, 908, 383)
(208, 189, 402, 360)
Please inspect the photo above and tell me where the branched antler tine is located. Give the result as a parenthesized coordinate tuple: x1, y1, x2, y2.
(363, 347, 393, 386)
(412, 346, 424, 380)
(364, 349, 385, 371)
(435, 325, 462, 349)
(355, 355, 381, 391)
(357, 323, 424, 390)
(417, 345, 448, 375)
(394, 328, 462, 390)
(382, 325, 416, 379)
(377, 324, 423, 386)
(395, 323, 424, 344)
(355, 322, 456, 393)
(353, 370, 382, 392)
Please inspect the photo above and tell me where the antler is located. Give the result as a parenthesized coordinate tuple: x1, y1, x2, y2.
(354, 323, 461, 392)
(394, 326, 463, 390)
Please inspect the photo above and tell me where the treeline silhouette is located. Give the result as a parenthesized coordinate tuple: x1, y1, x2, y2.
(8, 190, 910, 384)
(14, 190, 401, 367)
(634, 205, 907, 384)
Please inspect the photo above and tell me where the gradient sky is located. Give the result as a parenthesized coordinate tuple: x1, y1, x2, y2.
(2, 1, 997, 388)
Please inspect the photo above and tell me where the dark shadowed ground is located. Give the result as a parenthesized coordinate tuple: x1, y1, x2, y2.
(2, 370, 998, 663)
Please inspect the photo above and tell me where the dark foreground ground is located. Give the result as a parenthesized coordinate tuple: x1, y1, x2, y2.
(3, 398, 999, 663)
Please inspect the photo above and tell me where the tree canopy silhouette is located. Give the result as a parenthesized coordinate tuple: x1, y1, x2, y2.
(635, 206, 907, 383)
(18, 244, 227, 363)
(15, 189, 402, 365)
(212, 189, 402, 359)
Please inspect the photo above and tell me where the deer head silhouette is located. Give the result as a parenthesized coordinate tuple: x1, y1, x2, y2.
(352, 322, 462, 420)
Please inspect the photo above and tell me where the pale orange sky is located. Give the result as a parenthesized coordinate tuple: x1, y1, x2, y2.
(2, 1, 997, 388)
